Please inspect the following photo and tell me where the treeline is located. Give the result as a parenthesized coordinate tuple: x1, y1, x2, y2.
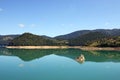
(56, 31, 120, 47)
(68, 32, 109, 46)
(89, 36, 120, 47)
(8, 32, 120, 47)
(0, 35, 18, 45)
(9, 33, 68, 46)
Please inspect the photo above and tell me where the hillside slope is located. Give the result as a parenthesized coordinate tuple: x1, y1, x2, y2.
(9, 33, 67, 46)
(0, 35, 19, 45)
(55, 29, 120, 40)
(89, 36, 120, 47)
(68, 32, 109, 46)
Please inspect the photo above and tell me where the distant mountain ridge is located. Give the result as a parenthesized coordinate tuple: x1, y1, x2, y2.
(0, 34, 52, 45)
(55, 29, 120, 39)
(55, 29, 120, 46)
(0, 29, 120, 47)
(0, 35, 19, 45)
(68, 31, 109, 46)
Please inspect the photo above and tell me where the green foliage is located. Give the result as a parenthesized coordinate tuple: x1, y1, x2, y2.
(89, 36, 120, 47)
(0, 35, 19, 45)
(7, 32, 120, 47)
(9, 33, 67, 46)
(1, 49, 120, 62)
(68, 32, 108, 46)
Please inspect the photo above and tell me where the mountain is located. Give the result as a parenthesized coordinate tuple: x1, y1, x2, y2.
(9, 33, 67, 46)
(0, 34, 52, 45)
(68, 31, 109, 46)
(0, 29, 120, 47)
(55, 30, 91, 40)
(93, 29, 120, 36)
(89, 36, 120, 47)
(55, 29, 120, 40)
(55, 29, 120, 46)
(0, 35, 19, 45)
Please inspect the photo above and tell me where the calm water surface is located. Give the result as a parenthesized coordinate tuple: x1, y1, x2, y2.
(0, 48, 120, 80)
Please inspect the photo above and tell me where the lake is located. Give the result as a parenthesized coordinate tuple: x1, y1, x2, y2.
(0, 48, 120, 80)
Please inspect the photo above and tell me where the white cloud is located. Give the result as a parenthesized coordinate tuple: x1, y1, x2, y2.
(0, 8, 3, 12)
(18, 24, 25, 28)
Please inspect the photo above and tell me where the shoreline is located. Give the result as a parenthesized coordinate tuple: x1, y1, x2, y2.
(6, 46, 120, 51)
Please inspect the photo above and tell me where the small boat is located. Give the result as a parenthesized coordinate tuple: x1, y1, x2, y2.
(76, 54, 85, 63)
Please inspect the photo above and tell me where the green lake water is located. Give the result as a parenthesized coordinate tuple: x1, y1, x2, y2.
(0, 48, 120, 80)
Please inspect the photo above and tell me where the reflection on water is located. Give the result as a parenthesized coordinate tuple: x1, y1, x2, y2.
(76, 54, 85, 64)
(0, 48, 120, 80)
(0, 48, 120, 63)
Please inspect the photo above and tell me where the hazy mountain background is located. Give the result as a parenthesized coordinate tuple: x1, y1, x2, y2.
(0, 29, 120, 47)
(55, 29, 120, 46)
(55, 29, 120, 40)
(0, 35, 19, 45)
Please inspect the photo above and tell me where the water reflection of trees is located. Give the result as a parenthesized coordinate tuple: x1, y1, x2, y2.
(0, 48, 11, 55)
(0, 48, 120, 62)
(0, 49, 70, 61)
(85, 51, 120, 62)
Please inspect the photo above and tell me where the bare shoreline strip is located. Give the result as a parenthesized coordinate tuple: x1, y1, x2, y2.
(6, 46, 120, 51)
(6, 46, 70, 49)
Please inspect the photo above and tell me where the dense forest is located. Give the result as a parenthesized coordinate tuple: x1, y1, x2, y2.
(89, 36, 120, 47)
(0, 35, 19, 45)
(68, 32, 109, 46)
(0, 29, 120, 47)
(55, 29, 120, 47)
(9, 33, 68, 46)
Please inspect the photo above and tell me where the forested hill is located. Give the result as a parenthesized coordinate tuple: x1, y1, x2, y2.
(68, 31, 109, 46)
(9, 33, 67, 46)
(0, 29, 120, 47)
(55, 29, 120, 40)
(55, 29, 120, 46)
(0, 35, 19, 45)
(89, 36, 120, 47)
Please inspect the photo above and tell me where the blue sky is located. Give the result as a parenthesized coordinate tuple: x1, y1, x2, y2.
(0, 0, 120, 37)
